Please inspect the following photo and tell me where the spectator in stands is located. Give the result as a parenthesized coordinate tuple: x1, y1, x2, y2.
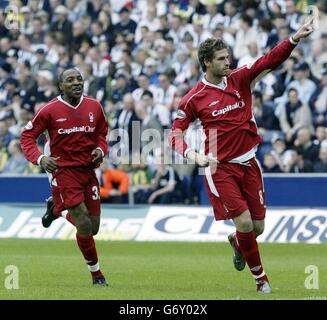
(273, 56, 297, 98)
(112, 93, 140, 156)
(130, 162, 154, 204)
(252, 90, 280, 137)
(139, 154, 182, 204)
(31, 48, 55, 76)
(111, 73, 132, 104)
(189, 14, 213, 48)
(50, 5, 72, 45)
(294, 127, 320, 163)
(1, 139, 28, 174)
(143, 57, 160, 86)
(114, 6, 137, 45)
(313, 146, 327, 172)
(270, 134, 294, 172)
(31, 17, 46, 45)
(0, 119, 15, 148)
(233, 14, 257, 61)
(283, 62, 317, 105)
(141, 90, 170, 129)
(309, 69, 327, 127)
(0, 138, 8, 172)
(202, 2, 224, 32)
(132, 73, 159, 102)
(16, 34, 34, 65)
(222, 0, 240, 37)
(98, 160, 129, 204)
(34, 70, 58, 103)
(0, 62, 12, 92)
(65, 0, 85, 23)
(85, 47, 109, 78)
(237, 42, 261, 68)
(262, 152, 282, 173)
(285, 0, 302, 32)
(135, 100, 163, 153)
(276, 88, 313, 142)
(306, 39, 327, 80)
(71, 20, 90, 53)
(16, 61, 37, 105)
(156, 72, 177, 108)
(0, 37, 12, 61)
(288, 147, 314, 173)
(90, 21, 107, 46)
(314, 126, 327, 145)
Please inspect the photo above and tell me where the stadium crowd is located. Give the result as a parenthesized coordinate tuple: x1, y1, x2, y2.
(1, 0, 327, 204)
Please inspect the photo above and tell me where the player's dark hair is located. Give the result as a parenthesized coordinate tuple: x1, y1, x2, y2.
(198, 38, 228, 72)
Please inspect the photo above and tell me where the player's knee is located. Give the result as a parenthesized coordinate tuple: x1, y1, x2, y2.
(254, 225, 264, 236)
(92, 226, 99, 235)
(75, 215, 92, 234)
(239, 219, 253, 233)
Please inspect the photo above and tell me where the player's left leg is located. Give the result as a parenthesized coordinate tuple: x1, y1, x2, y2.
(253, 219, 265, 237)
(233, 211, 272, 293)
(83, 171, 108, 286)
(240, 158, 271, 293)
(70, 202, 108, 287)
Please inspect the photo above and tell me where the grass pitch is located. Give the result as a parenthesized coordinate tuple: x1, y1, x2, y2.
(0, 239, 326, 300)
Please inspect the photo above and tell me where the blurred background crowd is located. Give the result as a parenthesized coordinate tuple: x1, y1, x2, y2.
(1, 0, 327, 204)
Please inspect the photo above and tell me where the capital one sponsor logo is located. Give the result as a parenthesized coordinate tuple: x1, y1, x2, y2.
(212, 100, 245, 117)
(57, 126, 95, 135)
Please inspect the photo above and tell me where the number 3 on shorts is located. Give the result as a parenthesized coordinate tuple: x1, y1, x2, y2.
(92, 186, 100, 200)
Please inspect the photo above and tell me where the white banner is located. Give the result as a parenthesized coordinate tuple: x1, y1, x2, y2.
(1, 205, 327, 243)
(136, 207, 327, 244)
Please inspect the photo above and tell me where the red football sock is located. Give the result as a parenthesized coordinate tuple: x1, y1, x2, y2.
(76, 234, 102, 278)
(236, 230, 268, 282)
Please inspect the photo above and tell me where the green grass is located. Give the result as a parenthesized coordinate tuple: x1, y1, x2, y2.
(0, 239, 326, 300)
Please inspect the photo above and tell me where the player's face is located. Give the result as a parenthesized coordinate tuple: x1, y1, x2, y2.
(60, 70, 84, 99)
(207, 48, 230, 77)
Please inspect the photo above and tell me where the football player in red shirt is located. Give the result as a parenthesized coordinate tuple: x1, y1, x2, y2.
(20, 68, 109, 286)
(170, 19, 315, 293)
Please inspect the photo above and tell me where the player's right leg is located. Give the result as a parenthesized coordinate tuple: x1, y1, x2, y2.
(227, 232, 246, 271)
(41, 196, 58, 228)
(41, 196, 75, 228)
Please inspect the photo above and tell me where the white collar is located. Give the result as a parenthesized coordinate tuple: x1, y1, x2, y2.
(57, 95, 84, 109)
(202, 76, 227, 90)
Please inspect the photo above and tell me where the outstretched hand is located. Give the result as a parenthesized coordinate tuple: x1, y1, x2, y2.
(292, 16, 315, 41)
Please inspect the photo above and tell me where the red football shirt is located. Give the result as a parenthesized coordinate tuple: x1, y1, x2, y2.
(20, 95, 109, 167)
(169, 39, 297, 162)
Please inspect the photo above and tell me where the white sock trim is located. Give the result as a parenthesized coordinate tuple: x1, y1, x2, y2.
(253, 271, 266, 279)
(61, 210, 69, 219)
(88, 262, 100, 272)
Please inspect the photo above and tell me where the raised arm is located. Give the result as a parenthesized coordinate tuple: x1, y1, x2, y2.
(241, 17, 315, 86)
